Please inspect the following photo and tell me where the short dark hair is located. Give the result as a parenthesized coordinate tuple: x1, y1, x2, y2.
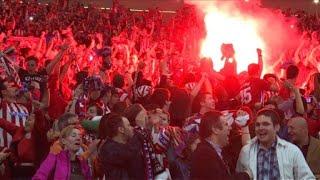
(192, 93, 211, 113)
(149, 88, 170, 109)
(112, 74, 125, 89)
(112, 101, 128, 115)
(169, 88, 191, 127)
(123, 103, 144, 126)
(286, 65, 299, 79)
(199, 111, 222, 140)
(98, 113, 111, 139)
(76, 71, 88, 85)
(256, 108, 280, 126)
(88, 103, 104, 116)
(58, 113, 78, 131)
(100, 113, 124, 139)
(273, 108, 285, 125)
(263, 73, 277, 81)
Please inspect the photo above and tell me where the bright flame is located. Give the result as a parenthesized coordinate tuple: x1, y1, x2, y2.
(200, 7, 265, 73)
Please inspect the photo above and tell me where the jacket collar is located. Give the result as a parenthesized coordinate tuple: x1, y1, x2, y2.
(205, 139, 223, 158)
(249, 136, 287, 148)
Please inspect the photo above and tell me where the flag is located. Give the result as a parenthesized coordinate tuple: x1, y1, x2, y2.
(0, 52, 21, 86)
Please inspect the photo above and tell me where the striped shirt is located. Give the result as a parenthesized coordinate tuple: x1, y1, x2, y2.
(0, 99, 29, 147)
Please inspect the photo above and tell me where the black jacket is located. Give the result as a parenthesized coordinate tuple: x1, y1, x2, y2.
(190, 141, 249, 180)
(99, 138, 132, 179)
(127, 133, 146, 180)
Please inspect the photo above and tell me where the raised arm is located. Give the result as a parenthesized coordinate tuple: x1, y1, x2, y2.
(45, 44, 69, 75)
(34, 32, 46, 58)
(257, 48, 263, 77)
(59, 54, 75, 82)
(285, 81, 305, 114)
(190, 73, 207, 98)
(66, 84, 83, 114)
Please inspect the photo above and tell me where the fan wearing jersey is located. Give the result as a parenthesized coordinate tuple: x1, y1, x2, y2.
(263, 73, 280, 103)
(0, 78, 29, 148)
(132, 71, 153, 105)
(239, 64, 271, 110)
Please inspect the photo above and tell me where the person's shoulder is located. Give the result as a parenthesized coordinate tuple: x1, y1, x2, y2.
(192, 142, 221, 164)
(240, 139, 255, 154)
(43, 152, 59, 161)
(241, 142, 252, 150)
(101, 139, 127, 153)
(310, 136, 320, 147)
(278, 138, 301, 153)
(194, 141, 214, 154)
(127, 133, 143, 148)
(50, 140, 63, 155)
(104, 139, 133, 160)
(102, 138, 123, 147)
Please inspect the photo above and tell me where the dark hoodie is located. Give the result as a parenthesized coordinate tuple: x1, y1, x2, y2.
(98, 138, 132, 179)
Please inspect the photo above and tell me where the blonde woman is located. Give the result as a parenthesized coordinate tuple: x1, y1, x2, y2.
(33, 126, 92, 180)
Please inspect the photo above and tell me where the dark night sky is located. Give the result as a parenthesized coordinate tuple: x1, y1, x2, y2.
(39, 0, 320, 13)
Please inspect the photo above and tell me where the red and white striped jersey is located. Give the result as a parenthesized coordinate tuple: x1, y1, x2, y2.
(0, 99, 29, 147)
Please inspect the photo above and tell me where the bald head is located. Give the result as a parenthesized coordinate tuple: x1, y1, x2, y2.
(289, 116, 308, 129)
(288, 116, 309, 144)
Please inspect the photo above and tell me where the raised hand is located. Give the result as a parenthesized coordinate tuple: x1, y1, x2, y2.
(257, 48, 262, 56)
(235, 109, 250, 127)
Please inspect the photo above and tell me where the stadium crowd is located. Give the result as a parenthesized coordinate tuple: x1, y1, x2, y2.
(0, 0, 319, 179)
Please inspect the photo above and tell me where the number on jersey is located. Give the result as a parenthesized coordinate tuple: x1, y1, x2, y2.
(240, 87, 252, 104)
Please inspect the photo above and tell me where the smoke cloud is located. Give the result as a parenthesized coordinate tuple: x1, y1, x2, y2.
(185, 0, 300, 74)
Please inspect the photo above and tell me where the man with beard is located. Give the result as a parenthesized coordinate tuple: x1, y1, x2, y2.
(98, 113, 134, 179)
